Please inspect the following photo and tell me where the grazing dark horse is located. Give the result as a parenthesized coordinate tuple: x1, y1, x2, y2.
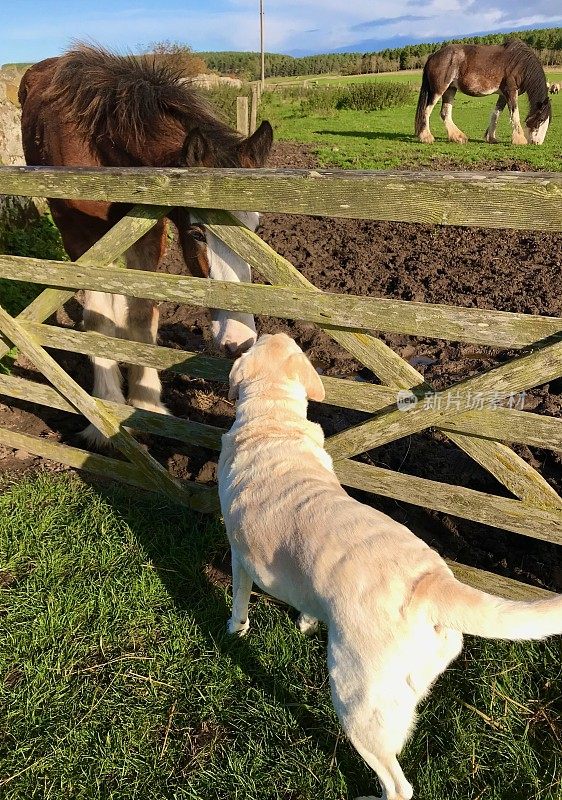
(19, 46, 273, 447)
(415, 40, 551, 145)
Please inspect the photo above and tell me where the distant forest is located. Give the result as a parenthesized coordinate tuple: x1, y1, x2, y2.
(199, 27, 562, 80)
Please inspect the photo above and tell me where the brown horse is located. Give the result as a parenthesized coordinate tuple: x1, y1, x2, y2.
(415, 39, 551, 145)
(19, 45, 273, 447)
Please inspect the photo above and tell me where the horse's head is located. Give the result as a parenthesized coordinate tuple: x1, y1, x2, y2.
(175, 121, 274, 358)
(525, 99, 551, 145)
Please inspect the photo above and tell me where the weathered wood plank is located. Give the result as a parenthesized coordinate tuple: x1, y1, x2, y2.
(440, 407, 562, 451)
(0, 426, 219, 513)
(335, 458, 562, 545)
(0, 372, 223, 450)
(1, 166, 561, 231)
(25, 322, 232, 381)
(0, 304, 208, 510)
(1, 253, 561, 349)
(236, 96, 249, 136)
(3, 344, 562, 453)
(326, 335, 562, 465)
(201, 211, 562, 509)
(445, 561, 554, 600)
(0, 205, 170, 361)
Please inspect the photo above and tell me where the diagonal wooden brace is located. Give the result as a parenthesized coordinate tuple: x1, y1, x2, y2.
(197, 210, 562, 509)
(0, 204, 171, 362)
(325, 335, 562, 462)
(0, 303, 207, 510)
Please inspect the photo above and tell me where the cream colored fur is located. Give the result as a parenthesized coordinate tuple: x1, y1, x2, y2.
(218, 333, 562, 800)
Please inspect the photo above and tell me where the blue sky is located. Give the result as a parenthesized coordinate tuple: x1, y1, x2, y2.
(4, 0, 562, 63)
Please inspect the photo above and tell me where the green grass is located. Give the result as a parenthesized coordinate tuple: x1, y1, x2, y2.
(0, 213, 67, 316)
(1, 472, 561, 799)
(261, 70, 562, 171)
(0, 213, 67, 373)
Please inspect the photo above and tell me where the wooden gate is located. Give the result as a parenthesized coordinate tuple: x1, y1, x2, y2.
(0, 165, 561, 600)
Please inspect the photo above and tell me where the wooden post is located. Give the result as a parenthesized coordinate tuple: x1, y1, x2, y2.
(260, 0, 265, 90)
(236, 96, 249, 136)
(250, 83, 259, 134)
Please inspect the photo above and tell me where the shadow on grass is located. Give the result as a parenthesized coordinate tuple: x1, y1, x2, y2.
(80, 477, 377, 798)
(315, 129, 416, 143)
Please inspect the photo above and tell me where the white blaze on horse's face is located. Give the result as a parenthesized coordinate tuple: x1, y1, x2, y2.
(190, 211, 259, 357)
(525, 118, 550, 145)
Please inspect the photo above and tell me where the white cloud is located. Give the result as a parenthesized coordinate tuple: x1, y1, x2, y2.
(3, 0, 562, 62)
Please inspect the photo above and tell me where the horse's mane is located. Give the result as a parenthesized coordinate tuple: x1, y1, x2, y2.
(45, 44, 241, 154)
(503, 39, 551, 124)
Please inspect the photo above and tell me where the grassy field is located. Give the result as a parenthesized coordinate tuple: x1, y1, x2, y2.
(1, 472, 561, 800)
(261, 70, 562, 170)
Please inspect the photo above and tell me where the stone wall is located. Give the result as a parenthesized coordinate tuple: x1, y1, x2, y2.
(0, 72, 41, 231)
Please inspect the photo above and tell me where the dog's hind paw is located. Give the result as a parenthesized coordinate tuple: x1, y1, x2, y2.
(227, 617, 250, 636)
(296, 612, 319, 635)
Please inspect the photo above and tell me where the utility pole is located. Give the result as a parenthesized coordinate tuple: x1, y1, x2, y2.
(260, 0, 265, 90)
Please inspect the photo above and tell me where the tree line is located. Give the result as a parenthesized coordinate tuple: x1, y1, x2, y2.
(198, 27, 562, 80)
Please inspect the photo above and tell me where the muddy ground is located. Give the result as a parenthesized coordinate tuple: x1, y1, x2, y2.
(1, 142, 561, 591)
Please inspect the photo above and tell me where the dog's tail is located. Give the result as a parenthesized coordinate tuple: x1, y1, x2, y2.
(420, 571, 562, 641)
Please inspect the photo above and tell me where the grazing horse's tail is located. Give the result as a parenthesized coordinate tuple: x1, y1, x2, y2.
(415, 64, 432, 136)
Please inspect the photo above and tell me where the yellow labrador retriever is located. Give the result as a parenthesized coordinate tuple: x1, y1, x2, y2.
(218, 332, 562, 800)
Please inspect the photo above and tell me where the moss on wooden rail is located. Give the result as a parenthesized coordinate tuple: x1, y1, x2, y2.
(1, 165, 561, 231)
(0, 204, 169, 362)
(0, 303, 204, 510)
(326, 333, 562, 463)
(335, 459, 562, 545)
(1, 254, 561, 349)
(10, 324, 562, 453)
(0, 426, 219, 513)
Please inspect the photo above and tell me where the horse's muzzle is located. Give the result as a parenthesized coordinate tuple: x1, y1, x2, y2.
(224, 337, 255, 359)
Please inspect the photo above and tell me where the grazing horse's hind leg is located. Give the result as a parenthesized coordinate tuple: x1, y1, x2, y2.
(415, 63, 442, 144)
(439, 86, 468, 144)
(417, 90, 441, 144)
(484, 95, 507, 143)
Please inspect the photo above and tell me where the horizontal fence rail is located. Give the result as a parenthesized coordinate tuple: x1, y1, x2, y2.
(2, 165, 562, 230)
(0, 164, 561, 603)
(2, 253, 562, 348)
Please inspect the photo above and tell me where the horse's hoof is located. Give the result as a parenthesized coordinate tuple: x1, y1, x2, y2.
(418, 131, 435, 144)
(447, 128, 468, 144)
(79, 423, 112, 451)
(512, 132, 528, 145)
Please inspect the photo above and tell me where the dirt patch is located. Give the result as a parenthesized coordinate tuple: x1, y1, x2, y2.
(1, 142, 561, 591)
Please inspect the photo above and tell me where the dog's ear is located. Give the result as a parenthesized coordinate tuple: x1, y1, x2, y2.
(228, 354, 247, 401)
(285, 352, 325, 402)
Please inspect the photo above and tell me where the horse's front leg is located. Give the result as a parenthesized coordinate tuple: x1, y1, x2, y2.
(439, 86, 468, 143)
(484, 95, 506, 143)
(81, 289, 128, 448)
(123, 223, 170, 415)
(506, 90, 528, 145)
